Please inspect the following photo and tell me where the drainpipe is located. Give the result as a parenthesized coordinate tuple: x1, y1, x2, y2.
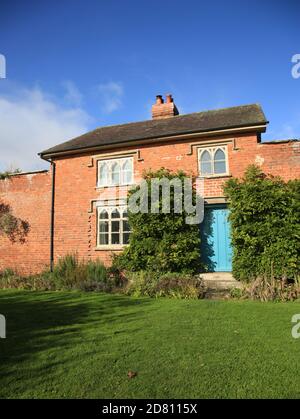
(40, 156, 55, 272)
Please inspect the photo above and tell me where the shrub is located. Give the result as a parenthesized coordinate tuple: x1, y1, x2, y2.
(224, 165, 300, 282)
(51, 254, 110, 291)
(154, 273, 206, 299)
(0, 255, 111, 292)
(115, 168, 202, 274)
(123, 271, 157, 297)
(233, 276, 300, 302)
(124, 271, 206, 299)
(0, 202, 29, 243)
(0, 168, 21, 180)
(0, 269, 56, 290)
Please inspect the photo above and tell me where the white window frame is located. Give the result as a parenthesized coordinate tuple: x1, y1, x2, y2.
(198, 145, 229, 177)
(97, 205, 131, 248)
(97, 157, 134, 187)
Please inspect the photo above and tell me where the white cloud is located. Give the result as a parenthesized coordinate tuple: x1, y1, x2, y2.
(96, 81, 123, 113)
(0, 85, 91, 172)
(62, 80, 83, 106)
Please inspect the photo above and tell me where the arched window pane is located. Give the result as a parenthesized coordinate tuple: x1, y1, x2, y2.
(99, 163, 108, 186)
(201, 150, 211, 162)
(214, 149, 226, 174)
(123, 159, 133, 184)
(214, 149, 225, 161)
(112, 162, 120, 185)
(99, 210, 108, 219)
(200, 150, 212, 175)
(111, 209, 120, 218)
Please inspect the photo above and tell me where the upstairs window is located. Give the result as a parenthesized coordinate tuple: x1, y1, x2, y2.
(99, 163, 109, 186)
(214, 148, 226, 174)
(98, 157, 133, 187)
(198, 146, 228, 176)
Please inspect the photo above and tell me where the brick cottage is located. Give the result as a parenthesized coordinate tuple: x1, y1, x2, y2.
(0, 95, 299, 274)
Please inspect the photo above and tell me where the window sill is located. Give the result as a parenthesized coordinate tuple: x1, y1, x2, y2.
(94, 245, 128, 251)
(199, 173, 232, 179)
(95, 183, 135, 190)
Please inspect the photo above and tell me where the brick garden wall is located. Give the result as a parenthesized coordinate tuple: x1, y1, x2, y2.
(0, 171, 51, 274)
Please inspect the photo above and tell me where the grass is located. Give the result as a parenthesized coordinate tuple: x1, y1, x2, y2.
(0, 290, 300, 399)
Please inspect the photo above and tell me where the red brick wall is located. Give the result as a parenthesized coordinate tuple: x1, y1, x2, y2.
(1, 133, 299, 273)
(0, 171, 51, 274)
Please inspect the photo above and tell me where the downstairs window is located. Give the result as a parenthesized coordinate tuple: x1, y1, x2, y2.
(97, 206, 131, 247)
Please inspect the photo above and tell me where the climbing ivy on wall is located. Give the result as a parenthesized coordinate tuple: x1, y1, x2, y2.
(223, 165, 300, 282)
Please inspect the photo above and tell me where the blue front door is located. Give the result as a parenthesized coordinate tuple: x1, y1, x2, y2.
(200, 205, 232, 272)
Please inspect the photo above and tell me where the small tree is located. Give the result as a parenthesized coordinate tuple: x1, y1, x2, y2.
(223, 165, 300, 282)
(0, 169, 29, 242)
(0, 168, 21, 180)
(0, 202, 29, 243)
(117, 168, 202, 274)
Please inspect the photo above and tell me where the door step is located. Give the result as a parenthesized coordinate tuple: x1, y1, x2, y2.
(200, 272, 242, 298)
(204, 289, 233, 300)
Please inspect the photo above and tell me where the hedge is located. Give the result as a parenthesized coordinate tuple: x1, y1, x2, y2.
(223, 165, 300, 282)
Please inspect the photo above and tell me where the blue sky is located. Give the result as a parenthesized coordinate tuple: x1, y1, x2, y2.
(0, 0, 299, 170)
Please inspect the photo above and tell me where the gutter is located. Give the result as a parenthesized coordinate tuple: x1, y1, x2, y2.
(40, 156, 56, 272)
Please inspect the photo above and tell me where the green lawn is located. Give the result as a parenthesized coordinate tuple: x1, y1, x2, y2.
(0, 290, 300, 399)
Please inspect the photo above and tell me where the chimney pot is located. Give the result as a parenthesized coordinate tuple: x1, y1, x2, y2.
(156, 95, 164, 104)
(166, 94, 173, 103)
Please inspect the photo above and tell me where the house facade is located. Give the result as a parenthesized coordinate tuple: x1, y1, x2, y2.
(0, 95, 299, 274)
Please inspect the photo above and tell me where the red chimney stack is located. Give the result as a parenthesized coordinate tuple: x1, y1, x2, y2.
(152, 94, 179, 119)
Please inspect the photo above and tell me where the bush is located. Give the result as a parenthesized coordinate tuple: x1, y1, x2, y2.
(0, 268, 56, 290)
(224, 165, 300, 282)
(51, 254, 111, 291)
(124, 271, 206, 299)
(0, 264, 206, 299)
(123, 271, 157, 297)
(0, 168, 21, 180)
(0, 255, 112, 292)
(0, 202, 29, 243)
(115, 168, 202, 275)
(232, 276, 300, 302)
